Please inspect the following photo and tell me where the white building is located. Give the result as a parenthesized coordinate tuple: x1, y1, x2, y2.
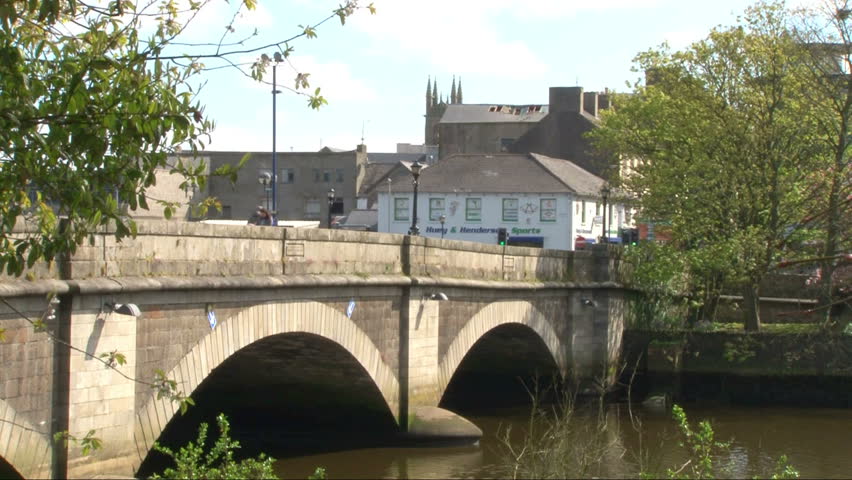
(377, 153, 630, 250)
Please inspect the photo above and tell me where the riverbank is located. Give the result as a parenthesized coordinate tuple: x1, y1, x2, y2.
(621, 326, 852, 407)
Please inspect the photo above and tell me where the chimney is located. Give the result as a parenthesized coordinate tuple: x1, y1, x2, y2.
(598, 92, 611, 111)
(583, 92, 599, 117)
(549, 87, 583, 113)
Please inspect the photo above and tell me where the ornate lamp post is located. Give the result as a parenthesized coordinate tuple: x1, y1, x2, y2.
(439, 214, 446, 239)
(258, 172, 272, 211)
(408, 157, 423, 236)
(327, 188, 335, 229)
(600, 183, 611, 244)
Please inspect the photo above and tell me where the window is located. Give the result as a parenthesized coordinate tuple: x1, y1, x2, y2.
(313, 169, 321, 183)
(581, 200, 586, 224)
(394, 197, 409, 221)
(466, 198, 482, 222)
(305, 199, 321, 218)
(540, 198, 556, 222)
(281, 168, 295, 184)
(330, 199, 344, 215)
(500, 138, 515, 152)
(503, 198, 519, 222)
(323, 170, 331, 183)
(429, 198, 445, 221)
(609, 205, 615, 224)
(220, 205, 232, 219)
(595, 202, 601, 215)
(336, 169, 344, 182)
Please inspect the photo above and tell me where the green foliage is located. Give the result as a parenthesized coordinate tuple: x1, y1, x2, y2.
(53, 429, 103, 456)
(0, 1, 371, 276)
(150, 413, 278, 480)
(770, 454, 800, 479)
(591, 1, 831, 331)
(667, 404, 730, 479)
(722, 336, 759, 364)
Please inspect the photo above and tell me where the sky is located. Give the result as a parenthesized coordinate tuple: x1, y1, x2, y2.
(172, 0, 820, 154)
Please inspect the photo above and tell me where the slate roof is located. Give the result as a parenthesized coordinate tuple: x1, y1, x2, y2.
(358, 163, 397, 196)
(338, 209, 378, 230)
(531, 153, 605, 197)
(439, 104, 549, 124)
(389, 153, 605, 196)
(366, 152, 429, 164)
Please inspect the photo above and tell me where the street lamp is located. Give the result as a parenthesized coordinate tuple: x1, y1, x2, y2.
(600, 183, 611, 244)
(439, 214, 446, 239)
(271, 51, 283, 226)
(258, 172, 272, 211)
(408, 157, 424, 236)
(327, 188, 335, 229)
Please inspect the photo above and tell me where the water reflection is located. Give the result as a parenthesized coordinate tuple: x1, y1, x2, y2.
(271, 404, 852, 479)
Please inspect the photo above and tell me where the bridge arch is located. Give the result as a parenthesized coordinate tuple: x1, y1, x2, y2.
(132, 300, 399, 463)
(0, 399, 52, 479)
(437, 300, 567, 399)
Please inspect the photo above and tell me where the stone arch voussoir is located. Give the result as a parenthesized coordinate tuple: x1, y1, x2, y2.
(437, 300, 566, 398)
(0, 399, 52, 479)
(133, 301, 399, 465)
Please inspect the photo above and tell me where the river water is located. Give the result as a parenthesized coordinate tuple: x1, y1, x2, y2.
(269, 403, 852, 479)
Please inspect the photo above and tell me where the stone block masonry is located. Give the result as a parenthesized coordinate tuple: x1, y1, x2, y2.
(0, 221, 629, 479)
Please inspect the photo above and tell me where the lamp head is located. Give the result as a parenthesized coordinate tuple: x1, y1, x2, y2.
(410, 158, 423, 177)
(104, 301, 141, 317)
(258, 171, 272, 185)
(439, 214, 446, 224)
(327, 188, 335, 201)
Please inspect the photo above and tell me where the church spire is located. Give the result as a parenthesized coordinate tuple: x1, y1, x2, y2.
(450, 76, 457, 104)
(457, 77, 463, 104)
(432, 80, 438, 106)
(426, 76, 432, 109)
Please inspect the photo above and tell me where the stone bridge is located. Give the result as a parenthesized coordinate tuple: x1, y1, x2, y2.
(0, 221, 628, 478)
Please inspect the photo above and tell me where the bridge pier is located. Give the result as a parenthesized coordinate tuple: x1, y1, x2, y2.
(399, 288, 482, 443)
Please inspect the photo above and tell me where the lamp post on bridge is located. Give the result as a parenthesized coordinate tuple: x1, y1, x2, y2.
(600, 183, 611, 244)
(327, 188, 335, 229)
(408, 157, 423, 236)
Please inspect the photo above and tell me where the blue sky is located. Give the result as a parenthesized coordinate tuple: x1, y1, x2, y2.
(178, 0, 816, 153)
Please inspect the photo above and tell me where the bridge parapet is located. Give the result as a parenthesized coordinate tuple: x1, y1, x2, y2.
(4, 220, 626, 285)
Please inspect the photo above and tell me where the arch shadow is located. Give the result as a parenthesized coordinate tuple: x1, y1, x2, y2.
(437, 300, 568, 407)
(132, 301, 399, 469)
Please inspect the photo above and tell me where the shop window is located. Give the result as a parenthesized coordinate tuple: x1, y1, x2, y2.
(503, 198, 519, 222)
(429, 198, 445, 221)
(540, 198, 556, 222)
(466, 198, 482, 222)
(394, 197, 409, 221)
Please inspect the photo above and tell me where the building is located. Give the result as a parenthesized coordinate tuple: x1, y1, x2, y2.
(377, 153, 629, 250)
(424, 79, 614, 177)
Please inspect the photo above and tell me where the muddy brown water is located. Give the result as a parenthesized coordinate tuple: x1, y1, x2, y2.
(268, 403, 852, 479)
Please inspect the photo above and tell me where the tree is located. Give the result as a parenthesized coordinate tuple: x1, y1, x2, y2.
(591, 1, 825, 331)
(0, 0, 374, 277)
(0, 0, 373, 461)
(791, 0, 852, 326)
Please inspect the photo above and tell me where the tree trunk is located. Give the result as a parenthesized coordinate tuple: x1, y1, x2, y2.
(742, 283, 761, 332)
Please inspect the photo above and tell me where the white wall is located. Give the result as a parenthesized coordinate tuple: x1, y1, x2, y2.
(379, 191, 575, 250)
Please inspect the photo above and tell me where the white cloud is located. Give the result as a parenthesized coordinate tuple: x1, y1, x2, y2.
(351, 1, 549, 77)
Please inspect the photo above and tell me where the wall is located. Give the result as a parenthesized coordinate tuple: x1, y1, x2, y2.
(438, 122, 538, 159)
(201, 149, 366, 223)
(378, 191, 575, 250)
